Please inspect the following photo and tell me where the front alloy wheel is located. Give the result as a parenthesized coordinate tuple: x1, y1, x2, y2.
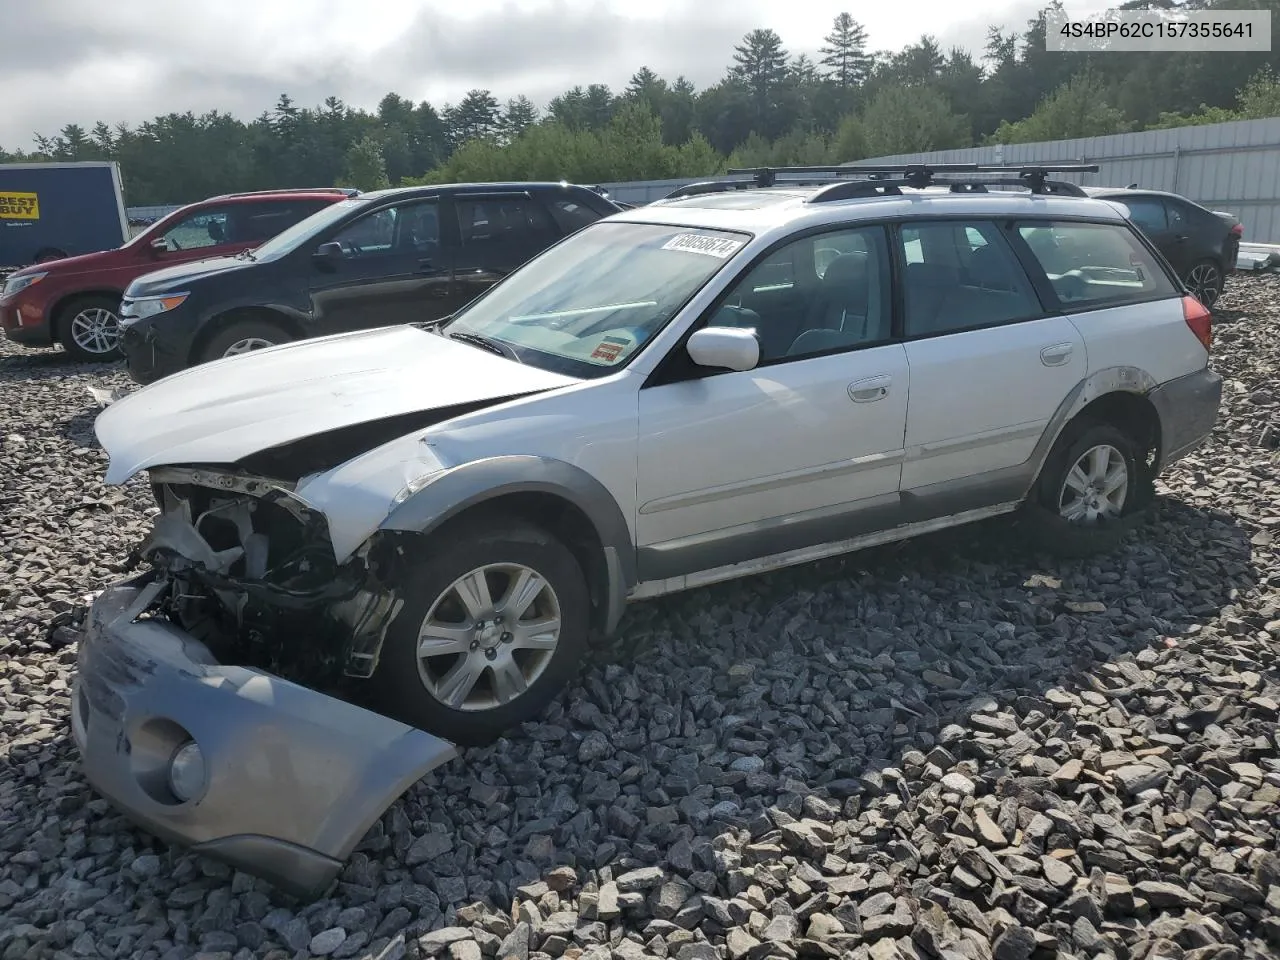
(416, 563, 562, 711)
(222, 336, 276, 357)
(58, 296, 124, 361)
(371, 518, 590, 745)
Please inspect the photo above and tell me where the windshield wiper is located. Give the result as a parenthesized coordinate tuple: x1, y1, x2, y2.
(236, 248, 258, 261)
(448, 331, 520, 362)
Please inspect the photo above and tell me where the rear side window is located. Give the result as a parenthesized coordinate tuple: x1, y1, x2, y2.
(897, 221, 1041, 337)
(457, 197, 557, 248)
(547, 198, 606, 233)
(1117, 197, 1167, 233)
(1016, 221, 1178, 307)
(232, 200, 332, 243)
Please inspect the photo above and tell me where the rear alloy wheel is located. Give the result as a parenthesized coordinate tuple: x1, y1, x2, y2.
(198, 318, 290, 365)
(1185, 260, 1223, 308)
(1056, 443, 1130, 524)
(371, 518, 590, 746)
(1023, 421, 1150, 558)
(58, 296, 123, 361)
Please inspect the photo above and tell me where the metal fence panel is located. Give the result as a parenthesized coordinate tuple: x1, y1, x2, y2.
(600, 117, 1280, 242)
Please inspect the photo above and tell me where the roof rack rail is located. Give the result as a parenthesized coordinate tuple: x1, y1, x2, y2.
(215, 186, 362, 199)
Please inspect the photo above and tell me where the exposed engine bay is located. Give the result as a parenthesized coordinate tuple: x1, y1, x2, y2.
(136, 466, 406, 686)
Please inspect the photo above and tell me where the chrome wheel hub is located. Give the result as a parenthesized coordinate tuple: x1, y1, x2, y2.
(1058, 444, 1129, 525)
(416, 563, 561, 712)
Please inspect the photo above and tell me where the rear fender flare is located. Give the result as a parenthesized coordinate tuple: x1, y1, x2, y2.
(1023, 365, 1161, 494)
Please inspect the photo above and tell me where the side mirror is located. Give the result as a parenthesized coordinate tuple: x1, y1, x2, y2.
(313, 241, 345, 269)
(687, 326, 760, 372)
(149, 238, 170, 255)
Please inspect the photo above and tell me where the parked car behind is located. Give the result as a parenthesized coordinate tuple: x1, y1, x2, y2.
(0, 188, 356, 360)
(116, 182, 622, 384)
(1086, 186, 1241, 308)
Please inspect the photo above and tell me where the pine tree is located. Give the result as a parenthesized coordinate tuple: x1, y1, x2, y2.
(820, 13, 873, 87)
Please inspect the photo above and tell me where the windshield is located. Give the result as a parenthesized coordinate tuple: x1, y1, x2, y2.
(250, 197, 368, 260)
(443, 221, 749, 377)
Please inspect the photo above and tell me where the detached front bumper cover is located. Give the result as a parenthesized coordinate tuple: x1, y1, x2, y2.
(71, 577, 458, 898)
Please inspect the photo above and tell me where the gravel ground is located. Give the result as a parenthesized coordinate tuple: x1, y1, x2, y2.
(1, 277, 1278, 960)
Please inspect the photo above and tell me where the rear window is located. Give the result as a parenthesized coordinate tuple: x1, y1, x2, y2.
(1016, 221, 1178, 307)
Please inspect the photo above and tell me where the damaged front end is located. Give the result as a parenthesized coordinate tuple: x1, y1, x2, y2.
(140, 465, 404, 682)
(69, 466, 459, 898)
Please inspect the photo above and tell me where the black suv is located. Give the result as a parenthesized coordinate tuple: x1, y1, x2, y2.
(117, 182, 621, 384)
(1085, 186, 1242, 307)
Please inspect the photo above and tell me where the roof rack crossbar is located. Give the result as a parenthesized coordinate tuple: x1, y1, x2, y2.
(663, 163, 1100, 202)
(806, 175, 1091, 203)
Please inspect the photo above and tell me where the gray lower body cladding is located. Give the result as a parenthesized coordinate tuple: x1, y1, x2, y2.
(71, 578, 458, 898)
(1148, 367, 1224, 468)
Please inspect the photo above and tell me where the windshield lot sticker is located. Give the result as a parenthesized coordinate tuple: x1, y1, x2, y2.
(662, 234, 744, 258)
(590, 335, 631, 363)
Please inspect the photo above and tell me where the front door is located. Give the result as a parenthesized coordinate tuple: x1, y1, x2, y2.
(636, 224, 910, 582)
(307, 198, 453, 334)
(894, 220, 1086, 501)
(145, 204, 249, 265)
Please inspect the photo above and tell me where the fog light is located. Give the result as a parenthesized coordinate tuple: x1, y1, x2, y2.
(168, 741, 207, 802)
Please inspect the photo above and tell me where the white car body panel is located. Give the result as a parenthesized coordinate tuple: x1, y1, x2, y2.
(298, 373, 644, 562)
(1065, 298, 1208, 383)
(636, 344, 909, 545)
(900, 317, 1087, 490)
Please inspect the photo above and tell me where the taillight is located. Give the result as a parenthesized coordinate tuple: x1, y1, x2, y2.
(1231, 223, 1243, 236)
(1182, 294, 1212, 352)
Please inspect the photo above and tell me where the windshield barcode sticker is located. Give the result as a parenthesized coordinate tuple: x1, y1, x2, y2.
(662, 234, 744, 258)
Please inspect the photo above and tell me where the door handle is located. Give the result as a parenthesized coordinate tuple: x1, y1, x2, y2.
(848, 375, 891, 403)
(1040, 342, 1073, 367)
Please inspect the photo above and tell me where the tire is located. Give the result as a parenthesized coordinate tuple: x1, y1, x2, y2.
(1184, 259, 1224, 309)
(198, 317, 290, 364)
(370, 517, 591, 746)
(57, 295, 123, 361)
(1021, 421, 1152, 558)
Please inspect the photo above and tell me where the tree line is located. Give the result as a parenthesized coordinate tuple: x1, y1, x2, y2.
(4, 0, 1278, 205)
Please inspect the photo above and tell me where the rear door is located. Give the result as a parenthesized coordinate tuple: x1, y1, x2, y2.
(1112, 194, 1182, 267)
(895, 219, 1087, 505)
(448, 192, 562, 314)
(305, 197, 454, 333)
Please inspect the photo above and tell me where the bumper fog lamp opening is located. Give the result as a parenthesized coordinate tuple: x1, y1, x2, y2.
(168, 741, 207, 802)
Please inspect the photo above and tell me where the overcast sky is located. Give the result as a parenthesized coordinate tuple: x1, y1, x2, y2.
(3, 0, 1112, 149)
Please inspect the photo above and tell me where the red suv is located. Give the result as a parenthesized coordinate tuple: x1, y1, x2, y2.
(0, 188, 356, 360)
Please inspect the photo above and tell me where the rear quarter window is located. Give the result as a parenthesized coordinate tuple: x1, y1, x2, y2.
(1016, 221, 1178, 308)
(546, 198, 607, 233)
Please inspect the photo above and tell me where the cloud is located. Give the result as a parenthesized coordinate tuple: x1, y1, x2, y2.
(0, 0, 1091, 149)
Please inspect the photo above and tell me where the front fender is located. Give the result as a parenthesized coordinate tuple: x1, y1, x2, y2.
(380, 455, 637, 631)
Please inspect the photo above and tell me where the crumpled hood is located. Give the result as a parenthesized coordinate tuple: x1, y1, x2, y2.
(95, 325, 579, 484)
